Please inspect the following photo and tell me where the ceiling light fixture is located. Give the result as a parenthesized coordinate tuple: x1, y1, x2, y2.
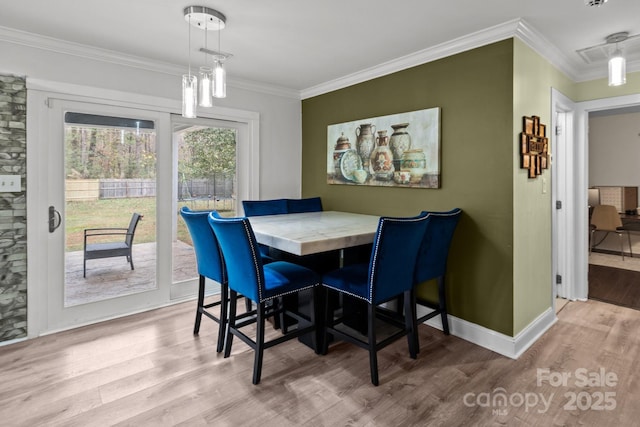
(607, 32, 628, 86)
(199, 16, 213, 108)
(182, 6, 228, 118)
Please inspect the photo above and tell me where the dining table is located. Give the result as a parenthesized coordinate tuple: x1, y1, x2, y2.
(247, 210, 381, 257)
(248, 210, 381, 349)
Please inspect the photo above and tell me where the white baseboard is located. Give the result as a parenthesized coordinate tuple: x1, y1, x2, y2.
(169, 278, 221, 301)
(423, 307, 557, 359)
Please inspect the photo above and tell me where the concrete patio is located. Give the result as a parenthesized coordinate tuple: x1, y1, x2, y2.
(64, 240, 198, 306)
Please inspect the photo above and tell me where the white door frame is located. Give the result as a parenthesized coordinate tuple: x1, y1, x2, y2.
(26, 78, 260, 337)
(551, 88, 575, 300)
(573, 92, 640, 300)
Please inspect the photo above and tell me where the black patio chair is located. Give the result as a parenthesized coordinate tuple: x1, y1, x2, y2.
(83, 213, 143, 277)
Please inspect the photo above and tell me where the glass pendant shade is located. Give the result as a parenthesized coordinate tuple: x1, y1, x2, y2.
(608, 51, 626, 86)
(182, 74, 198, 118)
(213, 60, 227, 98)
(199, 66, 213, 107)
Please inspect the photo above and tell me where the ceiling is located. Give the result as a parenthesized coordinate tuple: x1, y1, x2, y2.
(1, 0, 639, 98)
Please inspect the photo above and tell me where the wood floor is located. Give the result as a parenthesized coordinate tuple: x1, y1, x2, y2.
(1, 298, 639, 426)
(589, 263, 640, 310)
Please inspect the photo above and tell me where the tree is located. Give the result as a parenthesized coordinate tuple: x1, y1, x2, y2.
(178, 127, 236, 178)
(65, 125, 157, 179)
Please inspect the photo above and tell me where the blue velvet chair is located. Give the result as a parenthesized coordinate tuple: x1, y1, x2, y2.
(321, 214, 429, 386)
(208, 214, 320, 384)
(287, 197, 323, 213)
(242, 199, 288, 217)
(179, 206, 231, 353)
(241, 199, 289, 261)
(413, 208, 462, 343)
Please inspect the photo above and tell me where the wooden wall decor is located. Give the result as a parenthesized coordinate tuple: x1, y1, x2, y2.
(520, 115, 548, 178)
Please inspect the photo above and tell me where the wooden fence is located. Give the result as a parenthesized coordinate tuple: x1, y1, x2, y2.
(65, 174, 235, 201)
(100, 179, 156, 199)
(66, 179, 99, 201)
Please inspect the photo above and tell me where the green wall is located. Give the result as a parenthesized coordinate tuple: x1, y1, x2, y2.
(302, 40, 516, 335)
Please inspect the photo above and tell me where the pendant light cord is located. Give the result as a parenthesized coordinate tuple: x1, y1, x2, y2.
(188, 14, 192, 77)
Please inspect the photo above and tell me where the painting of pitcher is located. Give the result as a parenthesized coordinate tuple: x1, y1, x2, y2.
(326, 107, 441, 188)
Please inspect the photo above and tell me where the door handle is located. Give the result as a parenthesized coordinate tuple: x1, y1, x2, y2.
(49, 206, 61, 233)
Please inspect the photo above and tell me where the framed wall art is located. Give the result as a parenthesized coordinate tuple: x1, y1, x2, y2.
(520, 115, 548, 179)
(327, 107, 441, 188)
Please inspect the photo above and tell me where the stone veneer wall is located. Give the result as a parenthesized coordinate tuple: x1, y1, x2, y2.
(0, 75, 27, 342)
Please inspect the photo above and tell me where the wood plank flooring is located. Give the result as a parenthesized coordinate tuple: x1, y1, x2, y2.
(589, 263, 640, 310)
(1, 298, 639, 426)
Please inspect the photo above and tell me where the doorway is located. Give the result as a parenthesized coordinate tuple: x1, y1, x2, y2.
(574, 93, 640, 302)
(585, 104, 640, 310)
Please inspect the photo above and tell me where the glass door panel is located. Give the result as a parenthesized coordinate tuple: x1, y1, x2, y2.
(63, 113, 157, 306)
(172, 120, 237, 286)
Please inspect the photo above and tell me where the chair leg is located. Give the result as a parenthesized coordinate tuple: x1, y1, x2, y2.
(245, 297, 252, 312)
(437, 276, 450, 335)
(619, 233, 625, 261)
(224, 290, 238, 358)
(628, 231, 633, 258)
(321, 287, 332, 355)
(83, 258, 86, 278)
(217, 282, 229, 353)
(253, 302, 266, 385)
(368, 304, 379, 386)
(279, 296, 289, 334)
(194, 275, 205, 334)
(404, 290, 418, 359)
(129, 253, 135, 270)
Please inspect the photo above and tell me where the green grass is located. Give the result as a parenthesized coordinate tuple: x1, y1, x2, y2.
(65, 197, 234, 252)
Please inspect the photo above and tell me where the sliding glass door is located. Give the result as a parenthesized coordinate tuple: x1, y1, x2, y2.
(170, 116, 243, 299)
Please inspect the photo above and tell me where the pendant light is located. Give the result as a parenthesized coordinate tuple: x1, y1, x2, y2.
(213, 16, 227, 99)
(607, 32, 628, 87)
(182, 6, 227, 117)
(198, 14, 213, 107)
(182, 11, 197, 118)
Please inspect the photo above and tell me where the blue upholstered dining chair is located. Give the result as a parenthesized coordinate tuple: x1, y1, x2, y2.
(321, 214, 430, 386)
(242, 199, 288, 217)
(179, 206, 231, 353)
(287, 196, 323, 213)
(241, 199, 289, 261)
(208, 213, 321, 385)
(413, 208, 462, 345)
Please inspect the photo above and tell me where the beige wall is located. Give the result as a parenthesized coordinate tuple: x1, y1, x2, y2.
(590, 111, 640, 187)
(575, 72, 640, 102)
(511, 40, 574, 334)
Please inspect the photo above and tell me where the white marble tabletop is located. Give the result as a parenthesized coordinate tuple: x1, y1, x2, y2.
(248, 211, 381, 256)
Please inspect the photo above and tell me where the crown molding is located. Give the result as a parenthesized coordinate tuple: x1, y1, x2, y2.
(301, 18, 628, 99)
(228, 77, 301, 99)
(512, 20, 582, 81)
(0, 25, 300, 100)
(301, 19, 526, 99)
(0, 25, 184, 76)
(5, 21, 634, 101)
